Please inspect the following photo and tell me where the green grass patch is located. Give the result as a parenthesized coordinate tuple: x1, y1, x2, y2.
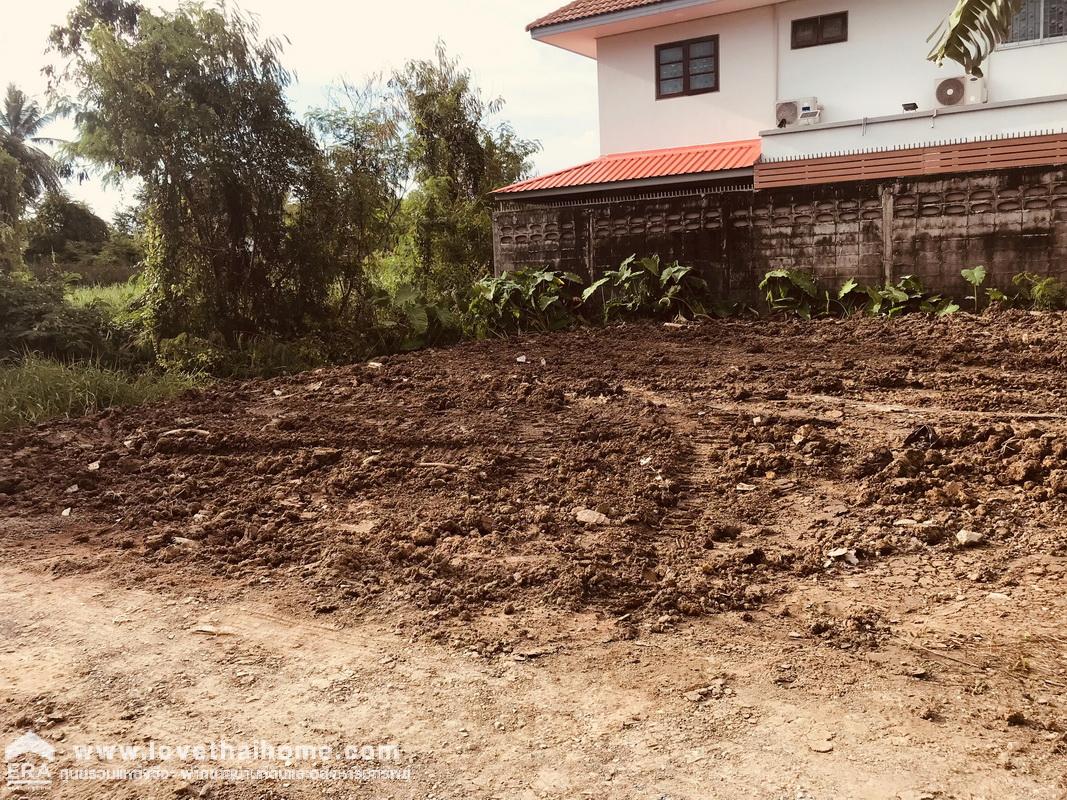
(0, 356, 201, 431)
(66, 276, 146, 311)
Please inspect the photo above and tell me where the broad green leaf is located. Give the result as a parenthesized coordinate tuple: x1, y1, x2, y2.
(536, 294, 559, 311)
(961, 265, 987, 287)
(581, 277, 610, 303)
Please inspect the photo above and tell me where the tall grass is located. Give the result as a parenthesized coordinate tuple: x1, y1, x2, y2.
(0, 356, 201, 431)
(66, 276, 145, 310)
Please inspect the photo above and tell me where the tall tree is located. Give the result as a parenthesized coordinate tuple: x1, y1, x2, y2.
(0, 85, 64, 200)
(306, 80, 408, 313)
(52, 0, 329, 340)
(928, 0, 1025, 76)
(0, 151, 25, 272)
(391, 43, 539, 295)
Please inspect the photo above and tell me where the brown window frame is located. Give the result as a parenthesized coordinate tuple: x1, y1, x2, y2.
(655, 35, 720, 100)
(790, 12, 848, 49)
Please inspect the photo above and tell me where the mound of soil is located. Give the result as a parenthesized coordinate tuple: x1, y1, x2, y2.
(2, 312, 1065, 622)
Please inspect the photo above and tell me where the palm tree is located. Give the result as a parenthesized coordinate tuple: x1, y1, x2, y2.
(928, 0, 1025, 76)
(0, 84, 63, 200)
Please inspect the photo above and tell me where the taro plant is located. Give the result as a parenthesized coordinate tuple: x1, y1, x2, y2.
(370, 283, 461, 350)
(758, 268, 827, 319)
(1012, 271, 1067, 310)
(865, 275, 959, 317)
(582, 255, 709, 323)
(961, 265, 987, 311)
(467, 268, 583, 337)
(834, 277, 869, 316)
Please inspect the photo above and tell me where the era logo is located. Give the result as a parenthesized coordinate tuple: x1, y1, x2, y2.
(5, 731, 55, 791)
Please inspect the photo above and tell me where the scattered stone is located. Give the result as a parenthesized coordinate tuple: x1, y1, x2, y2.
(956, 530, 983, 547)
(87, 460, 101, 472)
(825, 548, 859, 566)
(61, 507, 72, 517)
(575, 508, 610, 525)
(158, 428, 211, 439)
(515, 355, 528, 364)
(808, 739, 834, 753)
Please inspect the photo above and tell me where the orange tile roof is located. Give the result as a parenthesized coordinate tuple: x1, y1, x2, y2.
(495, 139, 761, 194)
(528, 0, 669, 30)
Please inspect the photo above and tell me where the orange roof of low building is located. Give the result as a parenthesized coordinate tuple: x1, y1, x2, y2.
(528, 0, 668, 30)
(495, 139, 761, 195)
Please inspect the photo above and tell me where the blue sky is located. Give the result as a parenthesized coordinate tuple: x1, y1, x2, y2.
(1, 0, 599, 218)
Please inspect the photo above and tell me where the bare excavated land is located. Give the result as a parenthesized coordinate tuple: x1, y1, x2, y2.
(1, 313, 1066, 799)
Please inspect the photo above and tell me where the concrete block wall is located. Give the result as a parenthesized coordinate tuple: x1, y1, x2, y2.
(492, 166, 1067, 301)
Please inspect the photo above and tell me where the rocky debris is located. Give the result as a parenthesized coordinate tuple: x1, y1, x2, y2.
(956, 530, 984, 547)
(575, 508, 610, 526)
(825, 548, 859, 567)
(684, 678, 730, 703)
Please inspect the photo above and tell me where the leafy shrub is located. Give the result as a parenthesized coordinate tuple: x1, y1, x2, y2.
(0, 355, 199, 430)
(369, 283, 462, 351)
(1012, 272, 1067, 310)
(864, 275, 959, 317)
(156, 331, 332, 378)
(467, 269, 582, 337)
(0, 271, 140, 363)
(584, 255, 709, 323)
(155, 333, 231, 374)
(834, 277, 869, 316)
(758, 269, 825, 319)
(758, 271, 961, 318)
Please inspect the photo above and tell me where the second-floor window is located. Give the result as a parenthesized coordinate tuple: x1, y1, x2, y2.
(656, 36, 719, 99)
(1007, 0, 1067, 42)
(791, 12, 848, 48)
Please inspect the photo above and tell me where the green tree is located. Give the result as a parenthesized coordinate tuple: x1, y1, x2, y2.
(23, 192, 141, 284)
(0, 85, 64, 201)
(928, 0, 1025, 76)
(26, 192, 109, 260)
(390, 43, 539, 296)
(53, 0, 329, 340)
(0, 151, 26, 272)
(306, 80, 408, 314)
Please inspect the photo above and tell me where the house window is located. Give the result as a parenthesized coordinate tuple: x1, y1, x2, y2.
(791, 12, 848, 48)
(1006, 0, 1067, 42)
(655, 36, 719, 99)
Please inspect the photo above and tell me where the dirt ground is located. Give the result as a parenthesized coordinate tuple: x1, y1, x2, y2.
(1, 312, 1065, 799)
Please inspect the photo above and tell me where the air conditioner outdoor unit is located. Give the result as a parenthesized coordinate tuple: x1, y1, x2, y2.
(776, 97, 822, 128)
(934, 75, 987, 107)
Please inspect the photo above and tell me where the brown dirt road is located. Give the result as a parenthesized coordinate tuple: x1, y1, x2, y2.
(1, 313, 1065, 798)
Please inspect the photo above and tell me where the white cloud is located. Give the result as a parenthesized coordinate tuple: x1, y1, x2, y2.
(1, 0, 598, 218)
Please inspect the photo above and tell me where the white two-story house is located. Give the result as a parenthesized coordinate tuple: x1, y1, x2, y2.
(496, 0, 1067, 197)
